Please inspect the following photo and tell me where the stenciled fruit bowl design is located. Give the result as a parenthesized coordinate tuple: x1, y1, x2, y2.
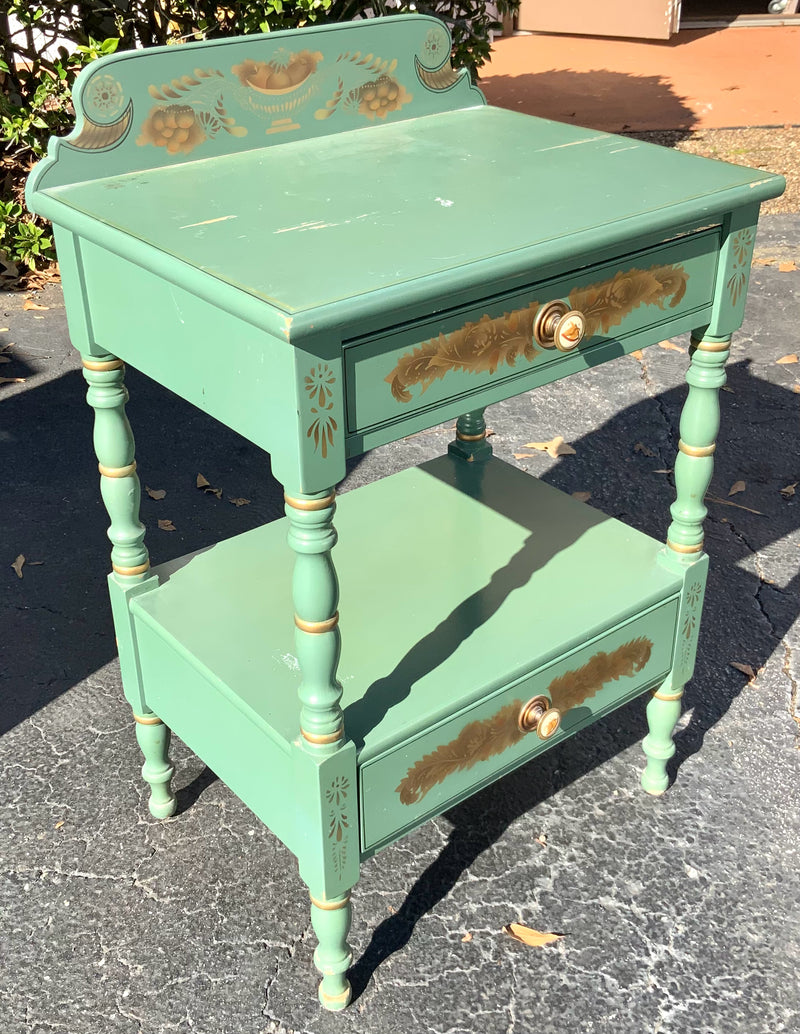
(232, 49, 323, 95)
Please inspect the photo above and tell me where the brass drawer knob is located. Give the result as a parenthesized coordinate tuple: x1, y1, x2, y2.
(534, 301, 587, 352)
(518, 695, 562, 739)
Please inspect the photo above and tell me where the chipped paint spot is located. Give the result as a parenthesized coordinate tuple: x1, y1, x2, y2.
(279, 652, 300, 672)
(281, 316, 293, 340)
(435, 197, 454, 207)
(179, 215, 238, 229)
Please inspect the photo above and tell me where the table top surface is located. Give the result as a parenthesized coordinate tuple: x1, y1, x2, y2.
(45, 105, 783, 316)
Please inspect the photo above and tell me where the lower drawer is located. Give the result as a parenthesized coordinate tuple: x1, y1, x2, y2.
(359, 596, 679, 852)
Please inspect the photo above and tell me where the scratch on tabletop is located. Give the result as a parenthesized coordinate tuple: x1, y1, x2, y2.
(537, 135, 607, 152)
(179, 215, 239, 229)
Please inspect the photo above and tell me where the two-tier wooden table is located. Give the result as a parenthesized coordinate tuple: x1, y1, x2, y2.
(27, 15, 784, 1011)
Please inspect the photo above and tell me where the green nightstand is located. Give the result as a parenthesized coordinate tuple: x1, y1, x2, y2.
(26, 15, 784, 1011)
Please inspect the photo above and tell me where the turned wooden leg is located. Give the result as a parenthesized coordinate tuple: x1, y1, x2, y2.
(641, 682, 683, 795)
(82, 353, 176, 817)
(285, 488, 355, 1009)
(448, 408, 493, 462)
(642, 333, 730, 794)
(309, 890, 353, 1011)
(133, 712, 177, 819)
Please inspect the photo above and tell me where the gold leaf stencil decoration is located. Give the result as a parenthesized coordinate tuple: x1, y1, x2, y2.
(386, 263, 688, 403)
(568, 264, 688, 339)
(386, 303, 541, 403)
(546, 637, 652, 713)
(396, 638, 654, 805)
(396, 700, 525, 805)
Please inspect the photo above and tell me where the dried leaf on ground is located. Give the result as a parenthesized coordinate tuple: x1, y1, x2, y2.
(228, 497, 251, 507)
(11, 554, 25, 578)
(653, 469, 673, 474)
(706, 494, 765, 516)
(28, 561, 44, 566)
(780, 482, 798, 499)
(571, 491, 591, 502)
(535, 834, 548, 847)
(524, 436, 576, 458)
(503, 923, 564, 947)
(793, 384, 800, 394)
(23, 297, 49, 311)
(776, 354, 798, 365)
(728, 480, 746, 496)
(461, 932, 473, 943)
(630, 349, 644, 361)
(730, 661, 757, 681)
(196, 473, 222, 498)
(658, 340, 686, 353)
(0, 376, 25, 385)
(513, 453, 537, 460)
(157, 519, 176, 532)
(778, 261, 798, 272)
(146, 486, 167, 500)
(634, 442, 656, 457)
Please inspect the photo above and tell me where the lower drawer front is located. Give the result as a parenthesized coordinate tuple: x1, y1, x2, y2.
(345, 228, 719, 434)
(360, 597, 679, 852)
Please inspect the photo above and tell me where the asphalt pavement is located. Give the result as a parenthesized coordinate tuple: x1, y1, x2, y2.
(1, 215, 799, 1034)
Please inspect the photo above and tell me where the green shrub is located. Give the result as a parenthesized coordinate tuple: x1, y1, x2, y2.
(1, 1, 516, 283)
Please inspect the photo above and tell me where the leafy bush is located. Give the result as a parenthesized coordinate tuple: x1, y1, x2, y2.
(1, 0, 516, 283)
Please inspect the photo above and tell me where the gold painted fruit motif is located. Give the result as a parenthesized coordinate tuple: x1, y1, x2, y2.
(137, 104, 205, 154)
(353, 75, 411, 120)
(232, 49, 323, 94)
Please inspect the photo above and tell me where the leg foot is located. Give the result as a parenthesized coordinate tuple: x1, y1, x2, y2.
(641, 687, 682, 796)
(134, 712, 177, 818)
(310, 891, 353, 1011)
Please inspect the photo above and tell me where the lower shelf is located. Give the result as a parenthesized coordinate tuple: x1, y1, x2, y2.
(129, 453, 683, 854)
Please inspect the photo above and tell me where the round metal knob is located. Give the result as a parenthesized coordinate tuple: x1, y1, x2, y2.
(518, 695, 562, 739)
(533, 301, 587, 352)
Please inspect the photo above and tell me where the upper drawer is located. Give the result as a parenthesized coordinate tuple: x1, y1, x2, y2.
(344, 227, 720, 433)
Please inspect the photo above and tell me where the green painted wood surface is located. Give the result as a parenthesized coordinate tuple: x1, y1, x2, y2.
(33, 107, 782, 335)
(309, 891, 353, 1010)
(132, 614, 298, 848)
(134, 717, 177, 819)
(291, 740, 359, 896)
(667, 338, 730, 554)
(28, 16, 481, 193)
(131, 455, 683, 766)
(286, 490, 346, 746)
(346, 229, 720, 433)
(641, 690, 683, 796)
(361, 596, 678, 851)
(24, 16, 787, 1009)
(82, 356, 149, 575)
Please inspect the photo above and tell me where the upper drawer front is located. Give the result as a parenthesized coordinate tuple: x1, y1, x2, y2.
(359, 597, 679, 852)
(345, 228, 720, 433)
